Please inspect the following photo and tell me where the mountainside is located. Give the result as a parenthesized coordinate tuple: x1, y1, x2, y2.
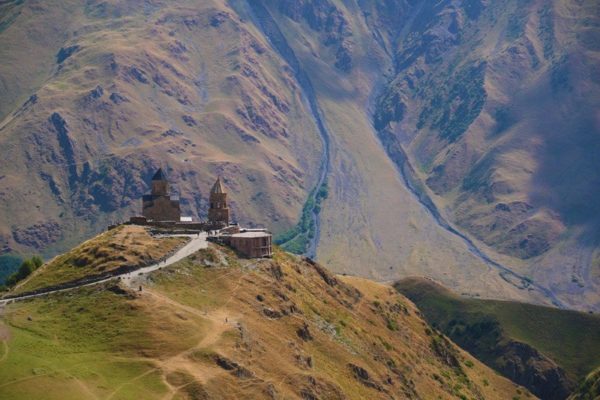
(0, 0, 599, 311)
(569, 367, 600, 400)
(0, 0, 323, 257)
(0, 235, 534, 399)
(11, 224, 186, 295)
(395, 277, 600, 400)
(370, 0, 600, 312)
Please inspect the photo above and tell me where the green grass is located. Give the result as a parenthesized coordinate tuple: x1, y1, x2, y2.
(13, 226, 185, 295)
(0, 283, 206, 399)
(276, 181, 328, 255)
(149, 249, 235, 311)
(570, 367, 600, 400)
(395, 278, 600, 381)
(0, 246, 238, 400)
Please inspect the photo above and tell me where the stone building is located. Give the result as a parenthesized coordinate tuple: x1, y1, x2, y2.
(228, 231, 273, 258)
(217, 227, 273, 258)
(208, 177, 229, 227)
(142, 169, 181, 222)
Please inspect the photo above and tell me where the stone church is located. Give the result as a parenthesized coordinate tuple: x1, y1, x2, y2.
(141, 168, 229, 227)
(142, 169, 181, 222)
(133, 167, 272, 258)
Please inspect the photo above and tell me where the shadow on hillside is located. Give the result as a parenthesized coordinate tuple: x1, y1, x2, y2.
(530, 100, 600, 246)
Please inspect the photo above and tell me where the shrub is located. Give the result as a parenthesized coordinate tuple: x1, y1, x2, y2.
(5, 256, 44, 287)
(31, 255, 43, 268)
(386, 316, 399, 331)
(0, 254, 23, 284)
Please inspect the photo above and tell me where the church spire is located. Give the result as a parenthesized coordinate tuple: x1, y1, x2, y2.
(211, 176, 225, 194)
(208, 176, 229, 226)
(152, 168, 166, 181)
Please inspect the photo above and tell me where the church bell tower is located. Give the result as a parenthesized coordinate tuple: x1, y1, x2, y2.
(208, 177, 229, 226)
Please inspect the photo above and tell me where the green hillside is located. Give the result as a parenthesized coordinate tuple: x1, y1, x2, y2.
(10, 225, 185, 295)
(569, 367, 600, 400)
(0, 236, 534, 399)
(396, 277, 600, 400)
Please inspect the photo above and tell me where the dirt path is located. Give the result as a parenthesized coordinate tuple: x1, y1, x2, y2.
(110, 271, 245, 400)
(0, 233, 208, 305)
(105, 368, 157, 400)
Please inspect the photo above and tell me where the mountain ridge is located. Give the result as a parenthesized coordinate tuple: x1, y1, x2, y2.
(395, 276, 600, 400)
(0, 229, 536, 399)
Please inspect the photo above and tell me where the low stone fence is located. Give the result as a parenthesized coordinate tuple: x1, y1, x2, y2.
(110, 220, 226, 232)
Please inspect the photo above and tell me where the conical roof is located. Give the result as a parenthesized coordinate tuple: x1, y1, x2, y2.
(152, 168, 166, 181)
(211, 177, 225, 194)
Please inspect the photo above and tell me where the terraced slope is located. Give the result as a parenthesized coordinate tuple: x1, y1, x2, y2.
(0, 241, 534, 399)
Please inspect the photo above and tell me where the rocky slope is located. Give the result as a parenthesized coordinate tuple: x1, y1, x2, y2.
(0, 235, 534, 399)
(0, 0, 323, 257)
(368, 0, 600, 310)
(396, 277, 600, 400)
(1, 0, 598, 311)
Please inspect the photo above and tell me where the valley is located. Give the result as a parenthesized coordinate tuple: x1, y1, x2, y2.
(1, 1, 599, 398)
(0, 1, 598, 310)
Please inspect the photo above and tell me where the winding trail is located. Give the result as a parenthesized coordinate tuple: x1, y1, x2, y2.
(0, 233, 208, 305)
(110, 272, 246, 400)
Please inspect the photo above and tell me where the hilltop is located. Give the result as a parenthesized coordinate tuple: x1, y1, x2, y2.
(0, 231, 533, 399)
(8, 225, 186, 295)
(396, 277, 600, 400)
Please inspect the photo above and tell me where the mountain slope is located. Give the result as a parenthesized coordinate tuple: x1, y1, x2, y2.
(239, 0, 557, 307)
(0, 238, 534, 399)
(0, 0, 598, 311)
(371, 0, 600, 310)
(396, 277, 600, 400)
(11, 224, 186, 295)
(569, 367, 600, 400)
(0, 0, 323, 257)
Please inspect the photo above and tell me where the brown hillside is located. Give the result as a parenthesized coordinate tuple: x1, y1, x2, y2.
(0, 244, 534, 399)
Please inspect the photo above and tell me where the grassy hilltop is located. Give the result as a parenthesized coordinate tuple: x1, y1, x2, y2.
(10, 225, 185, 295)
(0, 232, 533, 399)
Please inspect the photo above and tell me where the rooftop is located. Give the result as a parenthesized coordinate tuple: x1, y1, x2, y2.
(211, 177, 225, 194)
(152, 168, 166, 181)
(231, 231, 271, 238)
